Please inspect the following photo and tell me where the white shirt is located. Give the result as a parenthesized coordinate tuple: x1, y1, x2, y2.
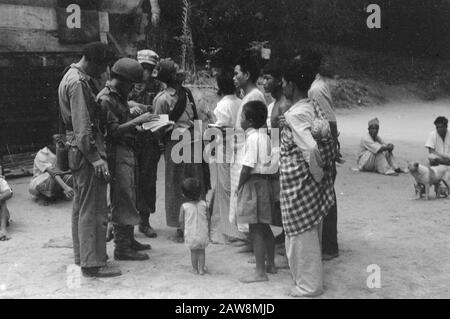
(213, 95, 241, 163)
(33, 147, 56, 177)
(308, 74, 336, 123)
(0, 176, 12, 193)
(235, 88, 267, 130)
(214, 95, 241, 128)
(425, 129, 450, 156)
(284, 99, 317, 163)
(265, 101, 280, 169)
(266, 101, 275, 130)
(241, 128, 274, 174)
(234, 88, 267, 164)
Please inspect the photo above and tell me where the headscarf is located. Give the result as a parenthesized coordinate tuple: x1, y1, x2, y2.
(368, 117, 380, 127)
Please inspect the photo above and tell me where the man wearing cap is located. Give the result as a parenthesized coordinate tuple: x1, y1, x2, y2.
(357, 118, 404, 176)
(128, 50, 164, 238)
(98, 57, 159, 261)
(129, 50, 163, 112)
(154, 58, 209, 243)
(59, 42, 121, 277)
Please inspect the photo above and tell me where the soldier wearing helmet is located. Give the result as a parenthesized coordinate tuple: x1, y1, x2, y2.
(128, 50, 164, 239)
(97, 57, 159, 261)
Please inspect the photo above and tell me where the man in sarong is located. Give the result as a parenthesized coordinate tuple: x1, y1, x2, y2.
(154, 59, 210, 243)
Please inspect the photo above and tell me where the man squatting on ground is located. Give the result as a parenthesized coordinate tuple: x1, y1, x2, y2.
(357, 118, 404, 176)
(58, 42, 121, 278)
(97, 58, 159, 261)
(29, 135, 74, 203)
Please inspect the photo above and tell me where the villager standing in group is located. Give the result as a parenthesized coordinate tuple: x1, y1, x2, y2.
(304, 50, 340, 260)
(230, 56, 267, 251)
(236, 101, 276, 283)
(280, 58, 335, 297)
(262, 60, 289, 244)
(154, 58, 209, 243)
(128, 49, 164, 238)
(97, 58, 159, 261)
(58, 42, 121, 277)
(210, 68, 245, 243)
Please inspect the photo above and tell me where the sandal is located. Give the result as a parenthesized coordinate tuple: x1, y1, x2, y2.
(171, 229, 184, 243)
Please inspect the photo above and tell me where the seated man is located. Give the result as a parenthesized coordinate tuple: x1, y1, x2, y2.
(29, 135, 74, 202)
(357, 118, 404, 176)
(0, 175, 13, 241)
(426, 116, 450, 166)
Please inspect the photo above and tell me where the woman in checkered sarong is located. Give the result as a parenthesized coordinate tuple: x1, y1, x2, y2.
(279, 58, 335, 297)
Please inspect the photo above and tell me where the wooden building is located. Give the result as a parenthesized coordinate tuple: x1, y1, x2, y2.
(0, 0, 160, 176)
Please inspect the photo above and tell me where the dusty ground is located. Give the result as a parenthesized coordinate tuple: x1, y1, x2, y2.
(1, 98, 450, 299)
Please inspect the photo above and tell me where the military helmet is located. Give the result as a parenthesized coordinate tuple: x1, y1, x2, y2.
(111, 57, 144, 83)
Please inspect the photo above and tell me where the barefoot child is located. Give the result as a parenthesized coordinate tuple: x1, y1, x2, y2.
(0, 175, 13, 241)
(236, 100, 277, 283)
(179, 178, 210, 275)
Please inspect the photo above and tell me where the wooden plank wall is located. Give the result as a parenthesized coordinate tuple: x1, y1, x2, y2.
(0, 64, 64, 155)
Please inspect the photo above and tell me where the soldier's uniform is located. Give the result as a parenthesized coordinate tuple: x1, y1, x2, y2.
(129, 49, 164, 237)
(97, 84, 144, 258)
(128, 80, 163, 108)
(128, 80, 164, 234)
(58, 64, 108, 268)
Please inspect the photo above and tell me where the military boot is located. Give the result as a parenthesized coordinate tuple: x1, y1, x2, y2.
(139, 211, 157, 238)
(131, 238, 152, 251)
(113, 225, 150, 261)
(128, 225, 151, 250)
(114, 248, 149, 261)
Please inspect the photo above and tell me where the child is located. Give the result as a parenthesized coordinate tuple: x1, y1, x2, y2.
(179, 178, 210, 275)
(236, 100, 276, 283)
(0, 175, 13, 241)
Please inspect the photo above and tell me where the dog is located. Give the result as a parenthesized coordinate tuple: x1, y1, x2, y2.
(407, 162, 450, 200)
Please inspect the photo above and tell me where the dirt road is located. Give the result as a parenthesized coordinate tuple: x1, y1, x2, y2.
(1, 99, 450, 299)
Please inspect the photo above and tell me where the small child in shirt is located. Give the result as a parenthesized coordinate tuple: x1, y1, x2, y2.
(0, 175, 13, 241)
(236, 100, 277, 284)
(179, 178, 210, 275)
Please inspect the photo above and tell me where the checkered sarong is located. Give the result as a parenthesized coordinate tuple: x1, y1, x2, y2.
(280, 125, 335, 237)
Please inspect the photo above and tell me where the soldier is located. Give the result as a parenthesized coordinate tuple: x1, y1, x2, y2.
(128, 50, 164, 238)
(97, 58, 159, 261)
(58, 42, 121, 277)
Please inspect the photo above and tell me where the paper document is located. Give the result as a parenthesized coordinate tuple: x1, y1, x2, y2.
(142, 114, 174, 132)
